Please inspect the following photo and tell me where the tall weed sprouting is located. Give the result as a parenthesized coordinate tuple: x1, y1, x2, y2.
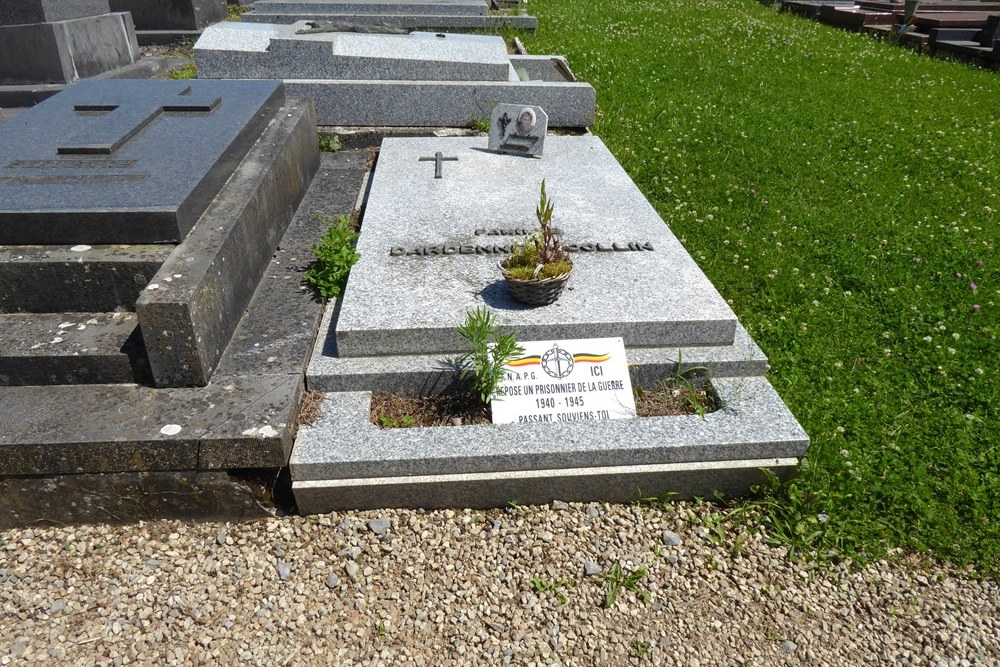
(456, 307, 524, 404)
(304, 215, 360, 300)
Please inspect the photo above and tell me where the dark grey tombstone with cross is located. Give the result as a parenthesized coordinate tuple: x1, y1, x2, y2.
(0, 79, 285, 245)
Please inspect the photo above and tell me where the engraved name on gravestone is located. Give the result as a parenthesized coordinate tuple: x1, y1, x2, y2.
(0, 79, 285, 245)
(491, 337, 636, 424)
(488, 103, 547, 157)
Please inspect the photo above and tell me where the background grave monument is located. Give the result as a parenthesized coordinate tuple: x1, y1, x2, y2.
(292, 135, 809, 511)
(0, 0, 139, 85)
(243, 0, 537, 33)
(194, 21, 596, 127)
(108, 0, 228, 30)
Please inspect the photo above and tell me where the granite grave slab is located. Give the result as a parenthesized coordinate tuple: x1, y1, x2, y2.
(290, 133, 809, 511)
(333, 135, 738, 357)
(0, 79, 284, 244)
(194, 23, 595, 127)
(195, 22, 512, 81)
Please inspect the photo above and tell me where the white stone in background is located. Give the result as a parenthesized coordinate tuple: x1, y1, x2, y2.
(194, 21, 512, 82)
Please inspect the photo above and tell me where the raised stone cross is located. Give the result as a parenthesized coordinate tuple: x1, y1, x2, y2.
(58, 86, 222, 155)
(418, 152, 459, 179)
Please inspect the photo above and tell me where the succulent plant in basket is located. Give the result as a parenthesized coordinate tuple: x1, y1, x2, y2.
(499, 180, 573, 306)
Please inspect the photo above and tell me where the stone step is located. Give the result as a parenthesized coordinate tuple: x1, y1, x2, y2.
(0, 312, 147, 386)
(0, 244, 171, 313)
(308, 299, 768, 394)
(289, 376, 808, 511)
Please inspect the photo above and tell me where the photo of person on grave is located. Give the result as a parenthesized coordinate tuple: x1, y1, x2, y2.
(516, 107, 536, 135)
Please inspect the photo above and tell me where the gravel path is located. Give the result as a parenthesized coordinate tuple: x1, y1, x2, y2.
(1, 502, 996, 666)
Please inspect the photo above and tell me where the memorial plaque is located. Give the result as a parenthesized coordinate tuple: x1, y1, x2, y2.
(488, 103, 547, 157)
(0, 79, 285, 245)
(491, 337, 636, 424)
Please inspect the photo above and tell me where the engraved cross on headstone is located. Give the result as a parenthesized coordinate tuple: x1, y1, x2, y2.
(57, 86, 222, 155)
(418, 152, 459, 179)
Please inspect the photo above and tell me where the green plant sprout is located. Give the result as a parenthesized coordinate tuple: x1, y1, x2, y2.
(503, 180, 572, 280)
(599, 562, 649, 608)
(318, 133, 341, 153)
(531, 576, 575, 604)
(456, 306, 523, 404)
(304, 214, 360, 300)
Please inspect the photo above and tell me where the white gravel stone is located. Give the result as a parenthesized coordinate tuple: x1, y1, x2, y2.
(0, 502, 996, 665)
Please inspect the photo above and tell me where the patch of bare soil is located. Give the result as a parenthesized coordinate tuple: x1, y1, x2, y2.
(371, 382, 718, 428)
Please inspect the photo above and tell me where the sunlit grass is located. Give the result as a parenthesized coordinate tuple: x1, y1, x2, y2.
(527, 0, 999, 574)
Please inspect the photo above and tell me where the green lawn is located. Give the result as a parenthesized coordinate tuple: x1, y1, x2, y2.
(526, 0, 999, 574)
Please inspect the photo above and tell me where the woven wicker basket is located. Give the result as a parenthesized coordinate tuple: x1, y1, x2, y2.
(499, 261, 573, 306)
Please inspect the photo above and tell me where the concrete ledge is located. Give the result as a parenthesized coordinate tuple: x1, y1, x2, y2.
(0, 312, 143, 386)
(243, 12, 538, 31)
(251, 0, 488, 16)
(136, 98, 320, 387)
(0, 470, 275, 528)
(293, 457, 798, 511)
(290, 376, 809, 482)
(0, 244, 170, 313)
(307, 302, 769, 394)
(285, 78, 596, 127)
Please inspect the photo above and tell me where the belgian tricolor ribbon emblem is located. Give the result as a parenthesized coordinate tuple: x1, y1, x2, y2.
(508, 351, 610, 366)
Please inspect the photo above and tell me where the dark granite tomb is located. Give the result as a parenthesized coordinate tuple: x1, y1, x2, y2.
(0, 79, 285, 244)
(107, 0, 228, 30)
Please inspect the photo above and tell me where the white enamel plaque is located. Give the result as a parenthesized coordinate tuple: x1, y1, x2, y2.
(491, 337, 636, 425)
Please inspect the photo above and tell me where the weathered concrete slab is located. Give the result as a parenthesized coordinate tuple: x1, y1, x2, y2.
(294, 457, 798, 511)
(108, 0, 228, 30)
(0, 244, 170, 312)
(0, 13, 139, 85)
(0, 0, 111, 25)
(0, 374, 300, 475)
(0, 79, 284, 244)
(195, 22, 512, 81)
(291, 378, 808, 482)
(0, 312, 143, 385)
(0, 470, 275, 528)
(215, 151, 368, 379)
(136, 96, 319, 387)
(333, 135, 738, 357)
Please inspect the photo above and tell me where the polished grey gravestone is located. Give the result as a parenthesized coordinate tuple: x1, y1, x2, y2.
(0, 79, 320, 389)
(488, 103, 547, 156)
(194, 21, 595, 127)
(108, 0, 228, 30)
(0, 79, 284, 245)
(292, 135, 809, 511)
(0, 0, 139, 85)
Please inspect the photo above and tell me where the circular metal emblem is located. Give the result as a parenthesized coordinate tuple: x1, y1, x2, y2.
(541, 344, 574, 379)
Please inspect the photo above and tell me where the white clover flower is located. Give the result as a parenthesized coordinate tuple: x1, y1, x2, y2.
(923, 336, 932, 342)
